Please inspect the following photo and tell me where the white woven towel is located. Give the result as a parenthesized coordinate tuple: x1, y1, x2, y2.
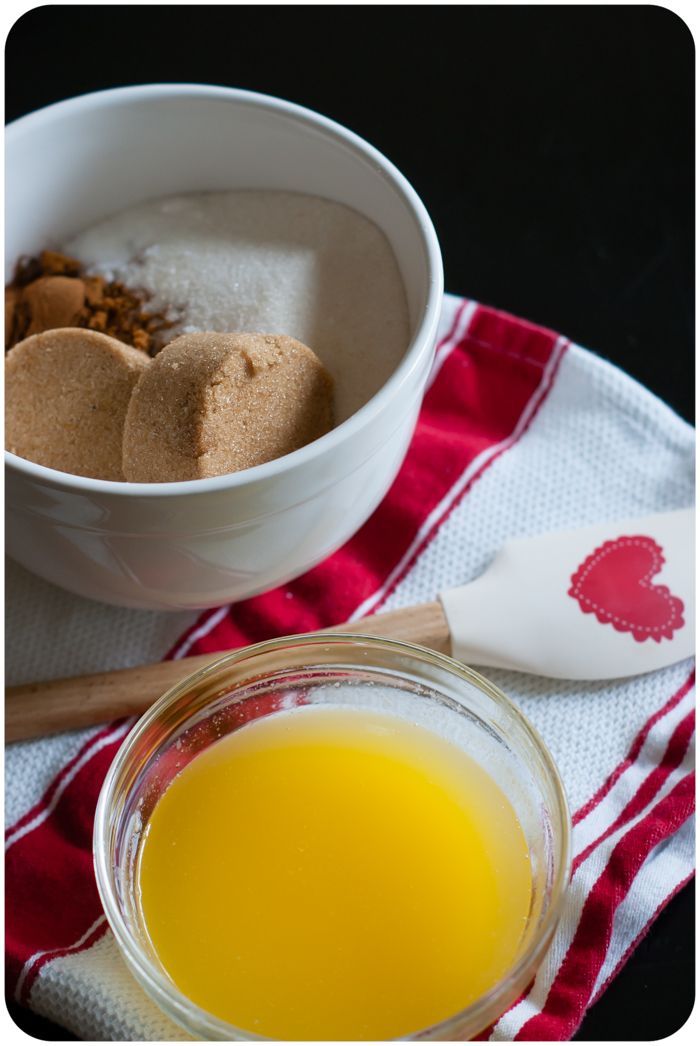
(5, 295, 695, 1040)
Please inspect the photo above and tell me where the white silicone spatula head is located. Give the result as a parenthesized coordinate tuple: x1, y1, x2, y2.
(439, 509, 694, 679)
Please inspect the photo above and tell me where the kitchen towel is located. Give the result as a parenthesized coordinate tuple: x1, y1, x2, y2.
(5, 295, 695, 1041)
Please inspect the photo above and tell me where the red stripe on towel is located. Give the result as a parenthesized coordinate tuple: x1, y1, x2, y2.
(589, 870, 694, 1009)
(573, 669, 695, 827)
(514, 772, 695, 1041)
(572, 709, 695, 873)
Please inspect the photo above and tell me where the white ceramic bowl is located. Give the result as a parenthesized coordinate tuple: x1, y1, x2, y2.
(5, 84, 443, 610)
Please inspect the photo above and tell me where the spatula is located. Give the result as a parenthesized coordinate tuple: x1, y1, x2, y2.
(6, 509, 693, 742)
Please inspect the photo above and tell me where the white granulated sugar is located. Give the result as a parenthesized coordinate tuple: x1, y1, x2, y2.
(65, 191, 410, 422)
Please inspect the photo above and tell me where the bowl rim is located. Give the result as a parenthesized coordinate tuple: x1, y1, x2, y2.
(93, 632, 572, 1041)
(5, 82, 444, 498)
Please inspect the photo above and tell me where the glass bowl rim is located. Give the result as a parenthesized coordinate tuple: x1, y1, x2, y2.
(93, 632, 572, 1041)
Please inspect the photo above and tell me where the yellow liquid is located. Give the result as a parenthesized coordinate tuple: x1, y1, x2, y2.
(138, 705, 532, 1040)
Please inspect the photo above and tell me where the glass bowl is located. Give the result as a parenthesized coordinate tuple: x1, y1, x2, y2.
(94, 634, 571, 1040)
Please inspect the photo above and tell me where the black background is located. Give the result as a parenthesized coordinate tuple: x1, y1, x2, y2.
(5, 4, 694, 1041)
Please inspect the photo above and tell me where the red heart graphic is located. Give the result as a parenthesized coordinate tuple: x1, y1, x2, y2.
(568, 535, 685, 643)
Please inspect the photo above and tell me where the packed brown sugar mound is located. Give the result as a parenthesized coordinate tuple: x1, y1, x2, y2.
(123, 332, 334, 483)
(5, 328, 149, 480)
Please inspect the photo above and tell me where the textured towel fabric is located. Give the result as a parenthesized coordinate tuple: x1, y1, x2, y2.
(5, 296, 695, 1041)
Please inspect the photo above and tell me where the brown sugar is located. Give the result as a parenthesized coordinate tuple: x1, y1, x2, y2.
(5, 250, 175, 354)
(123, 332, 334, 483)
(22, 276, 86, 337)
(5, 328, 150, 480)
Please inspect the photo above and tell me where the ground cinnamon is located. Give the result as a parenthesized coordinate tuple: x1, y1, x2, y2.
(5, 250, 176, 355)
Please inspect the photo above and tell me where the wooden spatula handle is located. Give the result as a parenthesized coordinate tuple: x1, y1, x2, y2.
(5, 601, 450, 743)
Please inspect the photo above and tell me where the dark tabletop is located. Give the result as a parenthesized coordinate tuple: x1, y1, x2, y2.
(5, 5, 694, 1041)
